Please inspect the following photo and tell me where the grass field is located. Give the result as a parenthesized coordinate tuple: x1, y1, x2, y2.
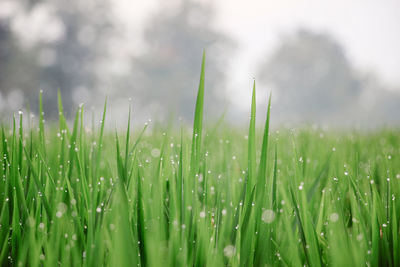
(1, 54, 399, 266)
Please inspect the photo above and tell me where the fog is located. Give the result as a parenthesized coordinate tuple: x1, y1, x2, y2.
(0, 0, 399, 127)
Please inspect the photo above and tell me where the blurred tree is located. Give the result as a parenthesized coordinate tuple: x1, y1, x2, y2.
(0, 19, 15, 92)
(36, 0, 114, 115)
(128, 0, 236, 121)
(258, 29, 363, 123)
(0, 8, 39, 112)
(0, 0, 114, 116)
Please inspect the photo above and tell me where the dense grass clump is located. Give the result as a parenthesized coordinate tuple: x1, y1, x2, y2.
(1, 53, 400, 266)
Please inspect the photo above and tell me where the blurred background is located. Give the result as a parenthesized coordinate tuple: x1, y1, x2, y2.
(0, 0, 399, 128)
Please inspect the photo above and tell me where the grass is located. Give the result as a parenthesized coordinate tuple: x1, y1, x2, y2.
(1, 52, 400, 266)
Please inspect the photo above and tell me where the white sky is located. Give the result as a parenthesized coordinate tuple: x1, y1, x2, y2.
(113, 0, 400, 110)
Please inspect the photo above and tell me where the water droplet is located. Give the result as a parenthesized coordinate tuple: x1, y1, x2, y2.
(329, 213, 339, 222)
(262, 209, 276, 224)
(223, 245, 236, 258)
(298, 182, 304, 190)
(151, 148, 160, 157)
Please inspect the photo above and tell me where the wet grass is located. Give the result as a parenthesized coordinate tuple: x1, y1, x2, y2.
(1, 53, 400, 266)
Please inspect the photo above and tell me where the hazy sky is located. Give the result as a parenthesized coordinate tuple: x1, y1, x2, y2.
(114, 0, 400, 110)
